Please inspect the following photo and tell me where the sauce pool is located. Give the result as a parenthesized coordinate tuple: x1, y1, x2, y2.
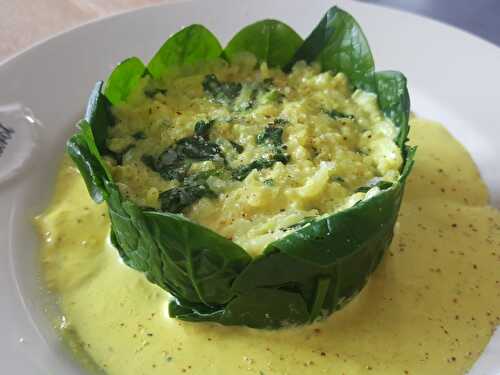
(36, 117, 500, 374)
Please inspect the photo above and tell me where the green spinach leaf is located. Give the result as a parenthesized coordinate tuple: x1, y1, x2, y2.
(224, 20, 303, 68)
(84, 81, 113, 152)
(375, 71, 411, 148)
(144, 211, 252, 305)
(169, 286, 309, 329)
(103, 57, 146, 105)
(66, 124, 109, 203)
(288, 6, 375, 92)
(148, 24, 223, 79)
(67, 82, 115, 203)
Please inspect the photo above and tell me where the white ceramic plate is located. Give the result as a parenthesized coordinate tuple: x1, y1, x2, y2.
(1, 0, 499, 373)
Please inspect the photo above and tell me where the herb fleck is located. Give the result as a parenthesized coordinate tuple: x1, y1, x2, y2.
(132, 131, 146, 140)
(159, 171, 217, 213)
(326, 109, 355, 120)
(202, 74, 242, 106)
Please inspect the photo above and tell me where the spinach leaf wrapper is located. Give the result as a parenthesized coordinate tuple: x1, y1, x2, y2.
(67, 6, 416, 329)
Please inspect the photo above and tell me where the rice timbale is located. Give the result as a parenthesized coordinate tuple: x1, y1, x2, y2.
(105, 55, 403, 256)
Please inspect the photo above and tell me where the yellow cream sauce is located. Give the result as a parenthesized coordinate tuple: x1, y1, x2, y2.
(36, 117, 500, 375)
